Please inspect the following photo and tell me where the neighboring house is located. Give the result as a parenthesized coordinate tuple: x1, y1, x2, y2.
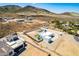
(77, 31, 79, 36)
(38, 28, 57, 44)
(0, 33, 26, 56)
(0, 17, 6, 22)
(0, 40, 14, 56)
(74, 24, 79, 26)
(16, 19, 25, 23)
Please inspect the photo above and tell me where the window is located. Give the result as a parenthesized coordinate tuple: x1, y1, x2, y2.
(9, 51, 13, 55)
(13, 37, 19, 41)
(49, 35, 54, 38)
(48, 40, 53, 44)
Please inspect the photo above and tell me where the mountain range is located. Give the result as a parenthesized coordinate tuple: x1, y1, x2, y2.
(0, 5, 79, 16)
(61, 12, 79, 16)
(0, 5, 54, 15)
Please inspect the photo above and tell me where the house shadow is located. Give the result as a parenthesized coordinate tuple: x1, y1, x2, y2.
(14, 44, 27, 56)
(13, 48, 26, 56)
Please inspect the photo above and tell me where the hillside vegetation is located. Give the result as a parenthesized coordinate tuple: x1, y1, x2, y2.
(0, 5, 79, 38)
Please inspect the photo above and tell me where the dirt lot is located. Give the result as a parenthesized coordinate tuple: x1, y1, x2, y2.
(55, 34, 79, 56)
(20, 43, 48, 56)
(18, 32, 58, 56)
(20, 29, 79, 56)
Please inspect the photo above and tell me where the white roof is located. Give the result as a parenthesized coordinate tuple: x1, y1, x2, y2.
(39, 31, 54, 42)
(38, 28, 61, 42)
(39, 31, 53, 36)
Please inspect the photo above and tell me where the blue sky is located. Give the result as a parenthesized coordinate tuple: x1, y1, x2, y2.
(0, 3, 79, 13)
